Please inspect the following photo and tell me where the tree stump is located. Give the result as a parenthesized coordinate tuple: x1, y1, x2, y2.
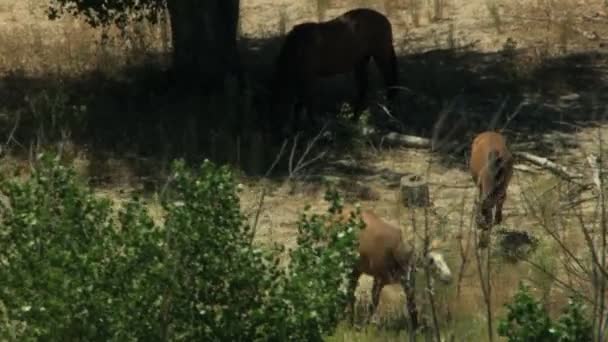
(400, 175, 430, 208)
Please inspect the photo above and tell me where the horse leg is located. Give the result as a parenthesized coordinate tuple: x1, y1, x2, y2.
(353, 57, 371, 122)
(476, 189, 494, 249)
(368, 277, 385, 324)
(374, 46, 398, 103)
(347, 269, 361, 326)
(494, 169, 512, 225)
(482, 198, 494, 229)
(476, 186, 493, 230)
(494, 191, 506, 225)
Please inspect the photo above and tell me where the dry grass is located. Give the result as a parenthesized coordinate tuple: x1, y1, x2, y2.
(234, 122, 608, 339)
(0, 1, 169, 77)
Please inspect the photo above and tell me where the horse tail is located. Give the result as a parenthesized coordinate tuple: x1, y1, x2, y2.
(486, 149, 504, 197)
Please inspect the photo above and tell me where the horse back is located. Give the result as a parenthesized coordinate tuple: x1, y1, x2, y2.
(357, 210, 408, 281)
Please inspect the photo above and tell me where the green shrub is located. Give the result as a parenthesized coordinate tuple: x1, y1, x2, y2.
(554, 297, 593, 342)
(0, 154, 360, 341)
(0, 153, 123, 340)
(269, 190, 362, 340)
(498, 282, 592, 342)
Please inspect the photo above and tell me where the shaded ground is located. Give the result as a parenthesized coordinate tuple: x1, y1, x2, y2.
(0, 0, 607, 337)
(1, 34, 606, 181)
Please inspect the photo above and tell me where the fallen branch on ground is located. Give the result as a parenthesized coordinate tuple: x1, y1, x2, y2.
(513, 164, 540, 174)
(514, 151, 583, 181)
(383, 132, 428, 148)
(374, 131, 459, 151)
(287, 124, 330, 180)
(586, 153, 601, 192)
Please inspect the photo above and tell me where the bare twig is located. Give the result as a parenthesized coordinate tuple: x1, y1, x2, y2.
(249, 139, 289, 245)
(376, 103, 406, 131)
(288, 132, 300, 176)
(287, 124, 329, 179)
(422, 153, 441, 342)
(3, 111, 24, 154)
(590, 132, 607, 340)
(456, 190, 473, 298)
(472, 197, 494, 342)
(521, 257, 593, 305)
(500, 99, 527, 132)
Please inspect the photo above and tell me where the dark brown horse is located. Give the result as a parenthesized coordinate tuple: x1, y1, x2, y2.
(269, 8, 399, 136)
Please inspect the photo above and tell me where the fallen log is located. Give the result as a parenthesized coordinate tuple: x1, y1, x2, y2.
(371, 131, 459, 151)
(513, 164, 540, 174)
(380, 132, 431, 148)
(514, 151, 582, 181)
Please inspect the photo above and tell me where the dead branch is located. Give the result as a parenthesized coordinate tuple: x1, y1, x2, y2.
(514, 151, 583, 181)
(574, 205, 608, 283)
(288, 133, 300, 175)
(249, 140, 289, 245)
(561, 195, 599, 211)
(514, 164, 540, 174)
(5, 112, 21, 149)
(521, 257, 594, 305)
(472, 200, 494, 342)
(423, 206, 442, 342)
(456, 190, 473, 298)
(587, 153, 601, 192)
(572, 27, 599, 41)
(380, 132, 431, 149)
(287, 124, 329, 180)
(374, 131, 461, 152)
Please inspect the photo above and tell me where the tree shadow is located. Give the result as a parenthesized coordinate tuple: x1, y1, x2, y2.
(240, 34, 608, 170)
(0, 33, 605, 190)
(395, 48, 608, 168)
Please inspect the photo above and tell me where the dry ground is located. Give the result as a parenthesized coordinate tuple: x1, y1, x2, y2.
(1, 0, 608, 340)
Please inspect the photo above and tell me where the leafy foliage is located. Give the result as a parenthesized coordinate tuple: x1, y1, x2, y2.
(0, 154, 165, 340)
(268, 190, 362, 340)
(0, 154, 360, 341)
(497, 282, 593, 342)
(47, 0, 165, 28)
(554, 297, 593, 342)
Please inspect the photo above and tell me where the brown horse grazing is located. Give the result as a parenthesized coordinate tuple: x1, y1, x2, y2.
(469, 131, 514, 231)
(330, 208, 452, 330)
(269, 8, 399, 136)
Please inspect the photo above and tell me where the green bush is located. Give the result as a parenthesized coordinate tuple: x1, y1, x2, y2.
(0, 154, 360, 341)
(269, 190, 362, 340)
(0, 154, 167, 340)
(497, 282, 592, 342)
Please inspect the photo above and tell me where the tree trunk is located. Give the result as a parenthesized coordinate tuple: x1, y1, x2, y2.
(166, 0, 241, 89)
